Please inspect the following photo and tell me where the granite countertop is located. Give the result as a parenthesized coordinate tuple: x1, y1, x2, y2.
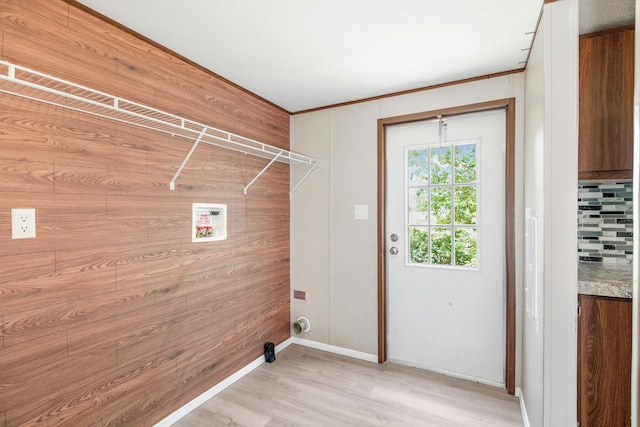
(578, 261, 633, 299)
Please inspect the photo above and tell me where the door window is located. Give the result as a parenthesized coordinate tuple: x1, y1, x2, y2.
(406, 141, 478, 268)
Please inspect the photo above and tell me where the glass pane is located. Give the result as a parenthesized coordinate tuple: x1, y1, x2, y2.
(430, 146, 451, 184)
(455, 228, 477, 267)
(454, 186, 477, 225)
(409, 226, 430, 264)
(430, 187, 452, 225)
(431, 227, 452, 265)
(404, 140, 479, 269)
(408, 187, 429, 225)
(408, 148, 429, 185)
(455, 143, 476, 183)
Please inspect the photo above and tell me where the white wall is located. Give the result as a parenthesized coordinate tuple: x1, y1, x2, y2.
(522, 12, 546, 427)
(291, 3, 578, 425)
(291, 75, 526, 376)
(520, 1, 579, 425)
(290, 110, 333, 345)
(520, 3, 580, 426)
(542, 1, 579, 425)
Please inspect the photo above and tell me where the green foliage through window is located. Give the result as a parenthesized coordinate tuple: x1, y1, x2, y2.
(407, 141, 477, 268)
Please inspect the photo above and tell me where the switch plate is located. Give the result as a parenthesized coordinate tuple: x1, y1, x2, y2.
(12, 208, 36, 239)
(354, 204, 368, 220)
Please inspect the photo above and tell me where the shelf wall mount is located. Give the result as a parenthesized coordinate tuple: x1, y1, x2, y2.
(0, 60, 319, 195)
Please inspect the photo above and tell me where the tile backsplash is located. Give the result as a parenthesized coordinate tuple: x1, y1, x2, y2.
(578, 180, 633, 264)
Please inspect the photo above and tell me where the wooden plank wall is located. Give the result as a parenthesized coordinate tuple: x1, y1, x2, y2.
(0, 1, 291, 425)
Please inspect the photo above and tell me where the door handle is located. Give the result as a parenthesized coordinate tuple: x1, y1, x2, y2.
(389, 247, 398, 255)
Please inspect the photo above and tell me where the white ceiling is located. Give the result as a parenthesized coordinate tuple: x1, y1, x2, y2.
(75, 0, 633, 113)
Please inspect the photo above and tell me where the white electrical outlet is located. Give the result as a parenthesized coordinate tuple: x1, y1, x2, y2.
(12, 208, 36, 239)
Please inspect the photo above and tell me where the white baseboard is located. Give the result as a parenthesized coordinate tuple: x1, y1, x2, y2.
(154, 338, 294, 426)
(292, 337, 378, 363)
(516, 388, 531, 427)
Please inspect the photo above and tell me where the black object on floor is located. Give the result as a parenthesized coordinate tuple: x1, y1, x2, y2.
(264, 342, 276, 363)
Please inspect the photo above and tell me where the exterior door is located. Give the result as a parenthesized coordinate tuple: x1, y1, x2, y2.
(386, 109, 506, 386)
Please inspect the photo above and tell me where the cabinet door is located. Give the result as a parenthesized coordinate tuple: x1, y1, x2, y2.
(578, 27, 634, 179)
(577, 294, 632, 427)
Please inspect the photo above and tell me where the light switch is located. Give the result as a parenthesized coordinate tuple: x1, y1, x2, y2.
(354, 204, 368, 220)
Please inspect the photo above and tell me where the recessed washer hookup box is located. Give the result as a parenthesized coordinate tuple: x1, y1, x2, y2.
(192, 203, 227, 242)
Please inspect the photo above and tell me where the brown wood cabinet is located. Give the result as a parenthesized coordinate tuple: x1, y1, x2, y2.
(577, 294, 632, 427)
(579, 27, 634, 180)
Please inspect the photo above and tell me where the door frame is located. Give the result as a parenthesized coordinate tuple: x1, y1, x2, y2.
(377, 98, 516, 395)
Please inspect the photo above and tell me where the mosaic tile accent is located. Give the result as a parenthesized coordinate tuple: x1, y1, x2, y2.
(578, 180, 633, 264)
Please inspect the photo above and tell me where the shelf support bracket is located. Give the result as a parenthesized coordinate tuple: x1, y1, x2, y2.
(290, 160, 320, 195)
(243, 150, 284, 195)
(170, 126, 208, 190)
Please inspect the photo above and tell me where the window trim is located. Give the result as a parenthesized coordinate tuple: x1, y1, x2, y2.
(404, 139, 480, 269)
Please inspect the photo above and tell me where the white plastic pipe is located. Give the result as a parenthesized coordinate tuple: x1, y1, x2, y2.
(293, 317, 310, 334)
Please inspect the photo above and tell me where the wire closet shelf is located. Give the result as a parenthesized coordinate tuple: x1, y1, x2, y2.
(0, 60, 319, 195)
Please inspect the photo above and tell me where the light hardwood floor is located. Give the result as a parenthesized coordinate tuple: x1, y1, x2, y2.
(173, 344, 523, 426)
